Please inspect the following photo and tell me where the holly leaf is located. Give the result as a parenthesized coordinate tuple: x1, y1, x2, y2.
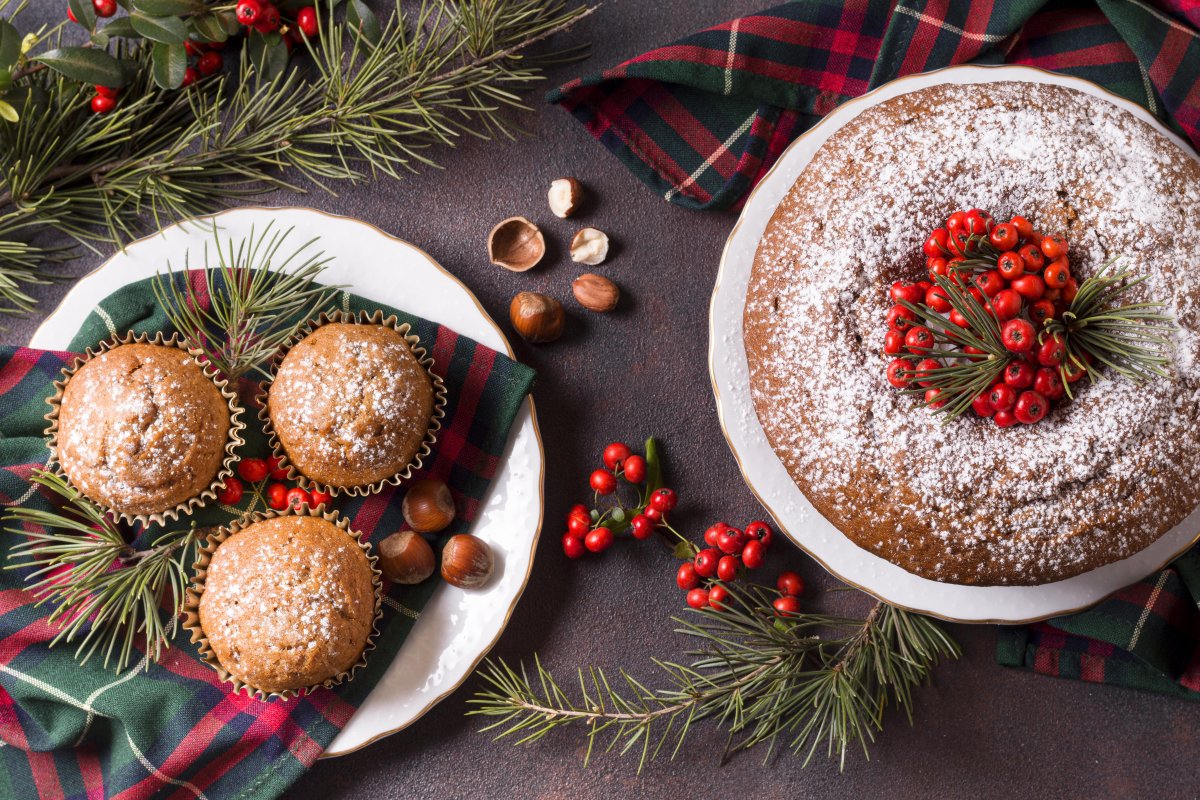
(346, 0, 382, 46)
(131, 12, 189, 45)
(35, 48, 128, 87)
(190, 14, 229, 43)
(68, 0, 97, 30)
(0, 20, 21, 68)
(247, 33, 288, 81)
(132, 0, 202, 13)
(150, 41, 187, 89)
(99, 17, 140, 39)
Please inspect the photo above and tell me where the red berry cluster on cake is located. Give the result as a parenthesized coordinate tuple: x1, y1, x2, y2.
(743, 81, 1200, 586)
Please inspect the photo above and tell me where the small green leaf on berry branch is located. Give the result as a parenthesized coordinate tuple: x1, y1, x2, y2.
(671, 540, 694, 560)
(151, 42, 188, 90)
(130, 12, 189, 45)
(0, 20, 21, 68)
(98, 17, 139, 41)
(347, 0, 382, 46)
(132, 0, 205, 14)
(0, 100, 18, 123)
(34, 47, 128, 88)
(644, 436, 663, 495)
(68, 0, 97, 30)
(190, 13, 231, 43)
(247, 32, 289, 81)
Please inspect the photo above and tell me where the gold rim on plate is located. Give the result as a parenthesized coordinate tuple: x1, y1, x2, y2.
(707, 64, 1200, 625)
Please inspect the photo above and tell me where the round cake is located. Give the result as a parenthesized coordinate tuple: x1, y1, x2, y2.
(267, 322, 435, 488)
(744, 81, 1200, 586)
(55, 342, 232, 517)
(198, 515, 378, 694)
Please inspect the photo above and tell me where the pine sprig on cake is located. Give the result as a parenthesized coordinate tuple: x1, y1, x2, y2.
(2, 470, 198, 673)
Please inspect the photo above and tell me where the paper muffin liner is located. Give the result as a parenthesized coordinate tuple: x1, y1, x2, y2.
(256, 309, 448, 498)
(43, 330, 247, 527)
(181, 505, 383, 701)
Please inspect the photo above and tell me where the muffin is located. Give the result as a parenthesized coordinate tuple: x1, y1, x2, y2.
(192, 512, 380, 696)
(49, 337, 241, 521)
(264, 313, 442, 493)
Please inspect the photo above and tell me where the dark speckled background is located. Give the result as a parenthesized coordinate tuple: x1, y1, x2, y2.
(11, 2, 1200, 797)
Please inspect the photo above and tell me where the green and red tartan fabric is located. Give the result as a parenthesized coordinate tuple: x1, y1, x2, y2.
(549, 0, 1200, 210)
(0, 271, 535, 799)
(551, 0, 1200, 699)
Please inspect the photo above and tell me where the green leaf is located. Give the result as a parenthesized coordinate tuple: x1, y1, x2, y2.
(0, 20, 21, 68)
(0, 99, 17, 123)
(131, 12, 189, 45)
(99, 17, 140, 39)
(0, 69, 10, 92)
(347, 0, 381, 46)
(151, 41, 187, 89)
(247, 33, 288, 80)
(190, 14, 229, 43)
(132, 0, 201, 13)
(35, 48, 128, 87)
(672, 540, 695, 560)
(644, 437, 663, 495)
(68, 0, 98, 30)
(610, 507, 625, 524)
(216, 10, 240, 37)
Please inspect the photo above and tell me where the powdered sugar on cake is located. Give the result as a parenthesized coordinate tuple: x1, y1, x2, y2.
(744, 82, 1200, 585)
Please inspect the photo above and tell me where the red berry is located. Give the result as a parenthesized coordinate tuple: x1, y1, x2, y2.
(309, 488, 332, 508)
(707, 584, 730, 611)
(883, 329, 905, 355)
(267, 456, 289, 480)
(238, 457, 269, 483)
(1044, 260, 1070, 289)
(93, 0, 116, 17)
(90, 94, 116, 114)
(236, 0, 262, 25)
(946, 211, 969, 234)
(1018, 243, 1046, 272)
(988, 383, 1016, 412)
(717, 527, 746, 555)
(95, 85, 119, 98)
(996, 251, 1024, 281)
(890, 281, 922, 306)
(649, 487, 677, 512)
(703, 522, 728, 547)
(717, 555, 739, 582)
(180, 67, 199, 87)
(1040, 235, 1067, 259)
(1029, 299, 1056, 325)
(216, 476, 244, 505)
(989, 223, 1019, 250)
(914, 358, 941, 388)
(589, 469, 617, 495)
(990, 289, 1022, 320)
(741, 538, 765, 569)
(67, 5, 78, 23)
(643, 507, 663, 524)
(1001, 319, 1036, 353)
(285, 486, 309, 509)
(1037, 333, 1066, 367)
(295, 5, 319, 36)
(1062, 357, 1086, 383)
(993, 409, 1018, 428)
(562, 532, 585, 559)
(567, 514, 590, 537)
(925, 285, 952, 313)
(886, 358, 912, 389)
(1014, 390, 1049, 424)
(773, 595, 801, 617)
(621, 454, 647, 483)
(629, 514, 655, 540)
(776, 571, 805, 597)
(924, 387, 945, 410)
(584, 527, 614, 553)
(886, 304, 918, 332)
(1034, 367, 1065, 400)
(904, 325, 935, 354)
(946, 231, 971, 258)
(254, 3, 281, 32)
(686, 587, 710, 610)
(927, 257, 951, 281)
(964, 210, 990, 235)
(1004, 360, 1035, 389)
(676, 562, 700, 590)
(1009, 216, 1033, 238)
(1011, 274, 1045, 302)
(1062, 277, 1079, 303)
(972, 392, 994, 417)
(197, 51, 222, 76)
(923, 228, 949, 257)
(602, 442, 632, 470)
(267, 482, 288, 510)
(694, 548, 720, 578)
(744, 520, 772, 548)
(974, 270, 1006, 298)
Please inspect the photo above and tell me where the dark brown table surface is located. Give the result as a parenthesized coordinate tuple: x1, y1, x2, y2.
(12, 2, 1199, 798)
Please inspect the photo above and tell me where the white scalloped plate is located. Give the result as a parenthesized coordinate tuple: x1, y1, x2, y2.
(30, 206, 544, 754)
(710, 65, 1200, 624)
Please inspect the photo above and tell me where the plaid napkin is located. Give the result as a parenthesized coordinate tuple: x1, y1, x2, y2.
(0, 271, 535, 799)
(551, 0, 1200, 699)
(548, 0, 1200, 210)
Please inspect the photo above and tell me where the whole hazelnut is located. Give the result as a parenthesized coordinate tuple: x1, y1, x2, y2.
(509, 291, 565, 343)
(378, 531, 436, 585)
(440, 534, 494, 589)
(571, 273, 620, 313)
(487, 216, 545, 271)
(548, 178, 584, 218)
(402, 478, 455, 534)
(569, 227, 609, 266)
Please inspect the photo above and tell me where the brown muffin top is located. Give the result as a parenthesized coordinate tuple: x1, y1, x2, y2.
(268, 323, 434, 488)
(745, 81, 1200, 586)
(55, 342, 231, 517)
(198, 515, 377, 694)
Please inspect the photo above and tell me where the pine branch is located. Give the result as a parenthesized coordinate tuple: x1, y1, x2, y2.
(468, 586, 959, 772)
(2, 469, 199, 673)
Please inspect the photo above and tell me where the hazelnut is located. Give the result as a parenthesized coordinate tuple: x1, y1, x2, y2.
(378, 531, 436, 585)
(401, 478, 455, 534)
(547, 178, 584, 218)
(569, 227, 609, 266)
(440, 534, 493, 589)
(572, 273, 620, 313)
(509, 291, 565, 343)
(487, 216, 545, 271)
